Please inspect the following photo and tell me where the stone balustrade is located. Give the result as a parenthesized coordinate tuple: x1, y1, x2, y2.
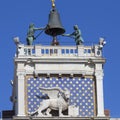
(16, 44, 102, 58)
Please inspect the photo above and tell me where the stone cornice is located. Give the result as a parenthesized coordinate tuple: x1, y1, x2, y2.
(14, 57, 106, 64)
(13, 116, 110, 120)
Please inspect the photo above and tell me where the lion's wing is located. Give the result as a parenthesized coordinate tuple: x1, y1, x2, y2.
(39, 87, 63, 99)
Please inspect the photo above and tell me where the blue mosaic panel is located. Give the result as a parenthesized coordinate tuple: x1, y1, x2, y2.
(27, 77, 95, 117)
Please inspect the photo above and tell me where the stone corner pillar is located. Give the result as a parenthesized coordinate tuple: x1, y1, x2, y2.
(16, 72, 26, 116)
(95, 70, 105, 117)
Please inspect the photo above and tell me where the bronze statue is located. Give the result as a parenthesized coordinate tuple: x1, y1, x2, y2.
(26, 23, 45, 45)
(62, 25, 84, 45)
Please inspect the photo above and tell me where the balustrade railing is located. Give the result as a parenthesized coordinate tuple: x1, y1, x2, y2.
(16, 44, 102, 57)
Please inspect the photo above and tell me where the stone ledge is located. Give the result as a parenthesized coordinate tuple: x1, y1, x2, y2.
(13, 116, 110, 120)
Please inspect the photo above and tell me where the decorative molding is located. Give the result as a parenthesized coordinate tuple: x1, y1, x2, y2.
(34, 70, 94, 76)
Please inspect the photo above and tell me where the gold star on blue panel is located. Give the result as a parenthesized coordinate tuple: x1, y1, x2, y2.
(27, 77, 95, 117)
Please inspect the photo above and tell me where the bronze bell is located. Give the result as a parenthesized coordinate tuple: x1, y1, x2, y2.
(45, 9, 65, 36)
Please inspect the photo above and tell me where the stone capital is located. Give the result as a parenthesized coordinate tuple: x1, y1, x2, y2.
(17, 72, 25, 79)
(95, 70, 104, 80)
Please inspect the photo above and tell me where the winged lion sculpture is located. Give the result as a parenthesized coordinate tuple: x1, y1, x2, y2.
(33, 87, 70, 117)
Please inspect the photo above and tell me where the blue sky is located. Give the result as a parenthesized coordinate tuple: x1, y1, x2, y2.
(0, 0, 120, 118)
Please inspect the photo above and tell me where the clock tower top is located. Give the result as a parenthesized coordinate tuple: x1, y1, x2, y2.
(2, 1, 109, 120)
